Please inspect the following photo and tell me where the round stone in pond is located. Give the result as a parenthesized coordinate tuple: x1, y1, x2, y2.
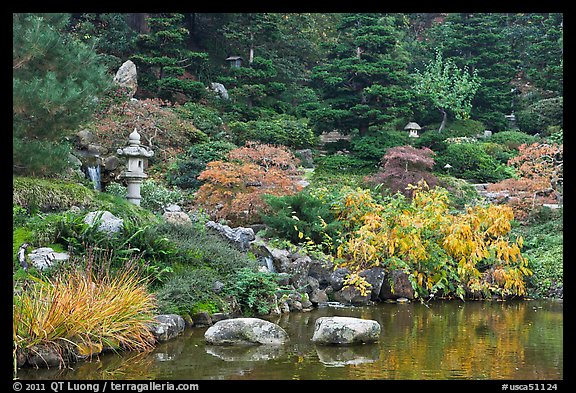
(396, 297, 410, 303)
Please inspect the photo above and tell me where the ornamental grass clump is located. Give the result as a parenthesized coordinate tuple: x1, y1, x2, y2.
(13, 262, 157, 371)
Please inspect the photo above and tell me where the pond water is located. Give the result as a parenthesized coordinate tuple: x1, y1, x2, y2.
(17, 299, 563, 380)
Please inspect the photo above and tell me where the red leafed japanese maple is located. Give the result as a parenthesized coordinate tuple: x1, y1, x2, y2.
(365, 145, 439, 198)
(195, 142, 302, 225)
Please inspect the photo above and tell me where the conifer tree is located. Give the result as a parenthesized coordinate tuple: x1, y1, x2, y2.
(13, 13, 109, 176)
(131, 13, 209, 102)
(310, 13, 413, 136)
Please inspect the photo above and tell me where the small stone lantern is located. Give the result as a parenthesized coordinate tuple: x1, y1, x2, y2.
(404, 122, 422, 138)
(116, 129, 154, 206)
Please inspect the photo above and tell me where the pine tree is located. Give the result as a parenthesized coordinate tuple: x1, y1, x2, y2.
(310, 13, 413, 136)
(131, 13, 209, 102)
(13, 13, 110, 176)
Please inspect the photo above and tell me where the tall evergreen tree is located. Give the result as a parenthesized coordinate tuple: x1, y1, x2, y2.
(131, 13, 210, 101)
(13, 13, 110, 177)
(310, 13, 413, 136)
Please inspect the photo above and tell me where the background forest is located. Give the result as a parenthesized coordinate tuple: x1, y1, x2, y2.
(13, 13, 563, 368)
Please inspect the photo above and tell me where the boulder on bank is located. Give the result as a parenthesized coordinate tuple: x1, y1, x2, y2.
(379, 270, 415, 300)
(149, 314, 186, 342)
(84, 210, 124, 235)
(204, 318, 289, 345)
(205, 221, 255, 252)
(312, 316, 380, 345)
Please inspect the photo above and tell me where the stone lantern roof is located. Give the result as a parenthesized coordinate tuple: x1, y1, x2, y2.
(404, 122, 422, 131)
(116, 129, 154, 158)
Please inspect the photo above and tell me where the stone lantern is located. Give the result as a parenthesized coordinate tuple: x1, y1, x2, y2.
(404, 122, 421, 138)
(116, 129, 154, 205)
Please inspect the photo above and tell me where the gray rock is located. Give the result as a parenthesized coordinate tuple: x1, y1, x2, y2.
(192, 311, 213, 326)
(113, 60, 138, 98)
(333, 285, 371, 306)
(329, 268, 350, 291)
(163, 211, 192, 226)
(27, 247, 69, 271)
(379, 270, 415, 300)
(76, 129, 95, 148)
(204, 318, 289, 345)
(83, 211, 124, 235)
(309, 288, 329, 305)
(308, 257, 335, 288)
(205, 221, 255, 252)
(25, 344, 65, 368)
(149, 314, 186, 342)
(311, 316, 380, 345)
(102, 155, 120, 171)
(209, 82, 229, 100)
(359, 267, 386, 301)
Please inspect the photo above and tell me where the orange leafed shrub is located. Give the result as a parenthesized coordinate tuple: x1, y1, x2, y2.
(194, 142, 302, 225)
(487, 142, 562, 221)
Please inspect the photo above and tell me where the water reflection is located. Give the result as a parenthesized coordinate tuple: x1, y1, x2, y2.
(315, 344, 379, 367)
(16, 300, 562, 380)
(205, 344, 287, 362)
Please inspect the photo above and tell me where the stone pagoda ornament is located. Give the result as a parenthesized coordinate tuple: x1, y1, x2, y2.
(404, 122, 422, 138)
(117, 129, 154, 205)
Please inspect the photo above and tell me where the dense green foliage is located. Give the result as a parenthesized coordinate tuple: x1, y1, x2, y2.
(13, 13, 110, 176)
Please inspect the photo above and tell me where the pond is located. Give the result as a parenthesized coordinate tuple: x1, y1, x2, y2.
(16, 299, 563, 380)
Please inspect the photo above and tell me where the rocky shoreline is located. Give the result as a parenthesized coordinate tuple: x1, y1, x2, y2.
(16, 220, 562, 371)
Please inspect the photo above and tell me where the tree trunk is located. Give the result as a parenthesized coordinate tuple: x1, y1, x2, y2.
(249, 32, 255, 65)
(438, 108, 447, 132)
(127, 13, 150, 33)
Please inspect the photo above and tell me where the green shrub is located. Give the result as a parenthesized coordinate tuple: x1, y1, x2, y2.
(513, 208, 563, 298)
(228, 115, 318, 149)
(175, 102, 225, 137)
(350, 130, 410, 163)
(478, 142, 515, 165)
(315, 154, 375, 174)
(224, 268, 280, 316)
(106, 179, 184, 214)
(261, 190, 342, 249)
(153, 222, 258, 276)
(516, 96, 563, 134)
(444, 119, 487, 136)
(435, 143, 515, 182)
(490, 130, 538, 150)
(155, 268, 228, 315)
(436, 175, 482, 211)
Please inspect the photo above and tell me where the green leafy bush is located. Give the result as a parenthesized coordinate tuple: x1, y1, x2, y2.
(350, 130, 410, 163)
(155, 268, 228, 315)
(315, 154, 375, 174)
(228, 114, 318, 149)
(516, 96, 563, 134)
(490, 130, 538, 150)
(435, 143, 515, 182)
(224, 268, 280, 316)
(106, 179, 184, 213)
(175, 102, 225, 137)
